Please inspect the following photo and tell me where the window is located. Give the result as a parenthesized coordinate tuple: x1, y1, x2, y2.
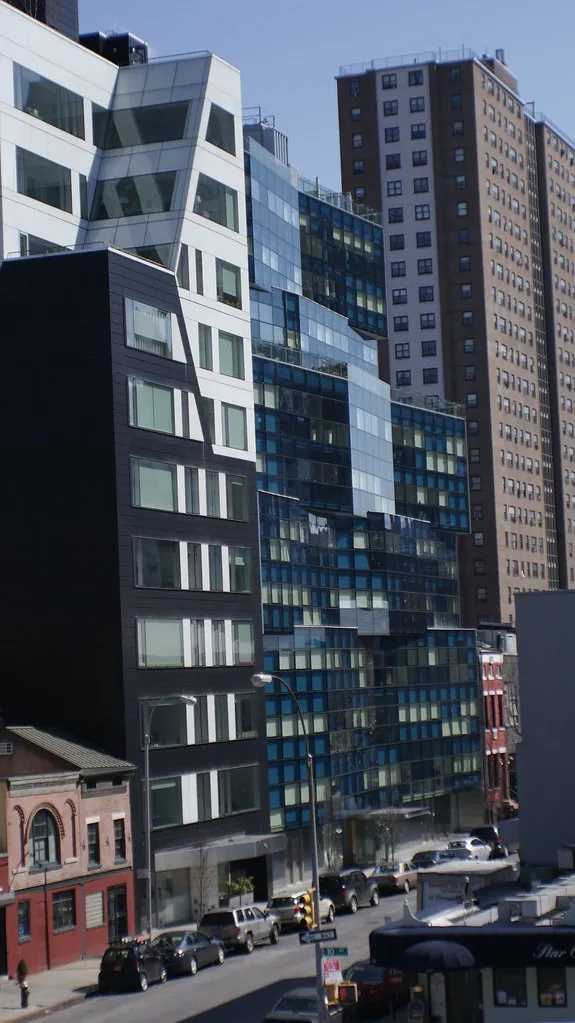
(469, 448, 480, 463)
(354, 187, 365, 201)
(458, 228, 470, 243)
(206, 470, 220, 517)
(476, 587, 487, 602)
(459, 256, 471, 271)
(353, 160, 364, 174)
(394, 315, 409, 331)
(17, 901, 30, 942)
(462, 311, 474, 326)
(137, 619, 183, 668)
(383, 100, 398, 116)
(389, 234, 405, 250)
(212, 620, 226, 667)
(415, 204, 430, 220)
(423, 368, 438, 384)
(456, 201, 468, 217)
(385, 126, 400, 143)
(15, 64, 84, 138)
(19, 233, 63, 257)
(411, 123, 426, 139)
(410, 97, 425, 112)
(151, 777, 182, 829)
(52, 891, 76, 933)
(30, 811, 60, 868)
(413, 177, 429, 193)
(471, 478, 482, 491)
(194, 696, 209, 743)
(113, 818, 126, 862)
(188, 543, 203, 590)
(473, 531, 485, 546)
(131, 457, 177, 512)
(90, 171, 176, 219)
(93, 101, 188, 148)
(351, 107, 361, 120)
(422, 340, 437, 357)
(464, 365, 476, 381)
(194, 173, 238, 232)
(201, 396, 215, 442)
(386, 154, 401, 170)
(467, 393, 478, 407)
(537, 967, 567, 1007)
(235, 693, 258, 739)
(349, 80, 360, 96)
(176, 244, 190, 289)
(461, 284, 472, 298)
(412, 150, 428, 166)
(450, 67, 462, 81)
(206, 103, 235, 155)
(232, 621, 254, 664)
(453, 121, 464, 136)
(216, 259, 242, 308)
(191, 619, 206, 667)
(85, 891, 104, 930)
(472, 502, 483, 517)
(198, 323, 213, 370)
(464, 338, 475, 353)
(388, 206, 404, 223)
(409, 70, 424, 86)
(382, 74, 397, 89)
(16, 148, 72, 213)
(197, 773, 212, 821)
(87, 822, 100, 867)
(222, 403, 247, 450)
(352, 133, 363, 148)
(392, 288, 408, 305)
(493, 967, 527, 1008)
(195, 249, 204, 295)
(456, 175, 467, 189)
(128, 379, 174, 435)
(416, 232, 432, 247)
(209, 545, 223, 591)
(451, 94, 462, 109)
(419, 286, 434, 302)
(214, 694, 229, 743)
(229, 548, 251, 593)
(420, 313, 436, 329)
(219, 331, 245, 379)
(396, 370, 411, 387)
(134, 538, 180, 589)
(227, 475, 249, 521)
(218, 765, 259, 817)
(387, 180, 402, 196)
(454, 147, 465, 162)
(391, 261, 406, 277)
(468, 421, 479, 436)
(418, 258, 433, 274)
(395, 343, 410, 359)
(125, 299, 171, 358)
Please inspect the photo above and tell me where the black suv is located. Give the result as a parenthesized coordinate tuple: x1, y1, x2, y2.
(98, 939, 168, 993)
(319, 869, 380, 913)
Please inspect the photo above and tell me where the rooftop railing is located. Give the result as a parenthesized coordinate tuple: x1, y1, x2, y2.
(338, 47, 475, 77)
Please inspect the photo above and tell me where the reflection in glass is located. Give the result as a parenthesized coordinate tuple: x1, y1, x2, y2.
(131, 457, 177, 511)
(194, 174, 238, 232)
(219, 332, 244, 379)
(137, 619, 183, 667)
(134, 537, 180, 588)
(93, 101, 188, 148)
(222, 404, 247, 449)
(212, 620, 226, 666)
(90, 171, 176, 219)
(216, 259, 242, 308)
(206, 103, 236, 155)
(218, 766, 259, 816)
(19, 233, 64, 257)
(15, 64, 84, 138)
(226, 475, 249, 520)
(16, 148, 72, 213)
(151, 777, 182, 828)
(229, 548, 251, 592)
(129, 378, 174, 434)
(126, 299, 171, 357)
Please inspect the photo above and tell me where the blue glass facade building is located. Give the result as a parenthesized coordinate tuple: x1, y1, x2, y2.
(245, 129, 482, 847)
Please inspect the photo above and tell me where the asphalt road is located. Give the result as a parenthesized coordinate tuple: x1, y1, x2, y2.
(54, 890, 416, 1023)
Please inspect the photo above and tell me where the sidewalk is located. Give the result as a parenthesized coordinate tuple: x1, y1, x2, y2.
(0, 960, 99, 1023)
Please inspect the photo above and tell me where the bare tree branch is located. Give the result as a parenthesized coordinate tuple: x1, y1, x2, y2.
(374, 810, 406, 864)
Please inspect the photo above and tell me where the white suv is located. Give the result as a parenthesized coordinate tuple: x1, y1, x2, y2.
(267, 890, 336, 929)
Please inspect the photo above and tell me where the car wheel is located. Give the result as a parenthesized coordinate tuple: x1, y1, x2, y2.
(159, 967, 168, 984)
(349, 896, 358, 914)
(217, 945, 225, 965)
(189, 956, 198, 976)
(371, 888, 380, 906)
(270, 924, 280, 945)
(139, 972, 148, 992)
(244, 932, 254, 954)
(327, 905, 335, 923)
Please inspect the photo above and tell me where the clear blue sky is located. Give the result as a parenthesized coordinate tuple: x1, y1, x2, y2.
(79, 0, 575, 189)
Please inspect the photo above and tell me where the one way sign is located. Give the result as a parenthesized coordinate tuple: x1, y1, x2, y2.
(299, 927, 337, 945)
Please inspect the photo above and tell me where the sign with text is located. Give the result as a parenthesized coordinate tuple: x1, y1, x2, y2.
(322, 947, 348, 958)
(299, 927, 337, 945)
(323, 958, 343, 985)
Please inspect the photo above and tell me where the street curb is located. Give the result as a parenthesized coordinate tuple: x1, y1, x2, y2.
(6, 990, 93, 1023)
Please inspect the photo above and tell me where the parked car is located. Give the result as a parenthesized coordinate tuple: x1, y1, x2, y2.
(371, 862, 418, 893)
(319, 869, 380, 913)
(199, 905, 280, 953)
(98, 937, 168, 993)
(470, 825, 509, 857)
(267, 890, 336, 929)
(263, 987, 343, 1022)
(447, 837, 491, 861)
(150, 930, 225, 975)
(343, 960, 411, 1016)
(411, 849, 447, 869)
(440, 847, 475, 862)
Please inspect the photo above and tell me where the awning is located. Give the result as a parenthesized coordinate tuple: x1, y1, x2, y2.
(154, 832, 287, 873)
(370, 924, 575, 970)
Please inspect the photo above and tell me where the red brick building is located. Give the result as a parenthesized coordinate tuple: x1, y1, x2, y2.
(0, 726, 135, 977)
(479, 651, 510, 821)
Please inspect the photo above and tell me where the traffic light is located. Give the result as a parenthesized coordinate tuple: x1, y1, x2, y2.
(301, 889, 316, 930)
(337, 983, 358, 1006)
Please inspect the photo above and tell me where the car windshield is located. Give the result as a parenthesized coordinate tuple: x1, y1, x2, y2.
(412, 852, 437, 863)
(275, 996, 317, 1014)
(102, 948, 129, 964)
(346, 965, 384, 983)
(200, 912, 233, 926)
(269, 897, 296, 908)
(377, 864, 401, 874)
(448, 841, 466, 848)
(151, 932, 185, 948)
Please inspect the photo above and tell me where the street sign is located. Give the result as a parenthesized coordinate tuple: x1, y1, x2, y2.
(299, 927, 337, 945)
(323, 958, 343, 985)
(322, 947, 348, 957)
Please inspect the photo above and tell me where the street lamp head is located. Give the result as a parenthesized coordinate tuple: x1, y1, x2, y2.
(250, 672, 273, 688)
(179, 694, 197, 706)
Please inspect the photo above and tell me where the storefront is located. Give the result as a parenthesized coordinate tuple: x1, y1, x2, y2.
(370, 924, 575, 1023)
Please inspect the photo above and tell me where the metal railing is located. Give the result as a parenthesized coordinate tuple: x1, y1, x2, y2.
(338, 46, 475, 77)
(390, 387, 465, 418)
(252, 338, 348, 378)
(298, 175, 382, 224)
(535, 113, 575, 156)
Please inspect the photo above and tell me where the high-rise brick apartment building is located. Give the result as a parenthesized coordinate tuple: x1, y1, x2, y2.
(337, 49, 575, 627)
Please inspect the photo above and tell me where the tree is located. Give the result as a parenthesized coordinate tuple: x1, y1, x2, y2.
(374, 809, 405, 863)
(189, 846, 218, 920)
(223, 876, 254, 906)
(319, 790, 342, 870)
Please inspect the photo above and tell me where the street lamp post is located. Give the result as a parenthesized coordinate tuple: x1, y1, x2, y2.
(251, 672, 325, 1023)
(143, 693, 196, 937)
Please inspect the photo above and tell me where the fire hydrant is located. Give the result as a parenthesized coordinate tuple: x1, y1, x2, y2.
(19, 982, 29, 1009)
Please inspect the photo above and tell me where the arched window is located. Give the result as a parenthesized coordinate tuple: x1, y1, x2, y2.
(30, 810, 60, 868)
